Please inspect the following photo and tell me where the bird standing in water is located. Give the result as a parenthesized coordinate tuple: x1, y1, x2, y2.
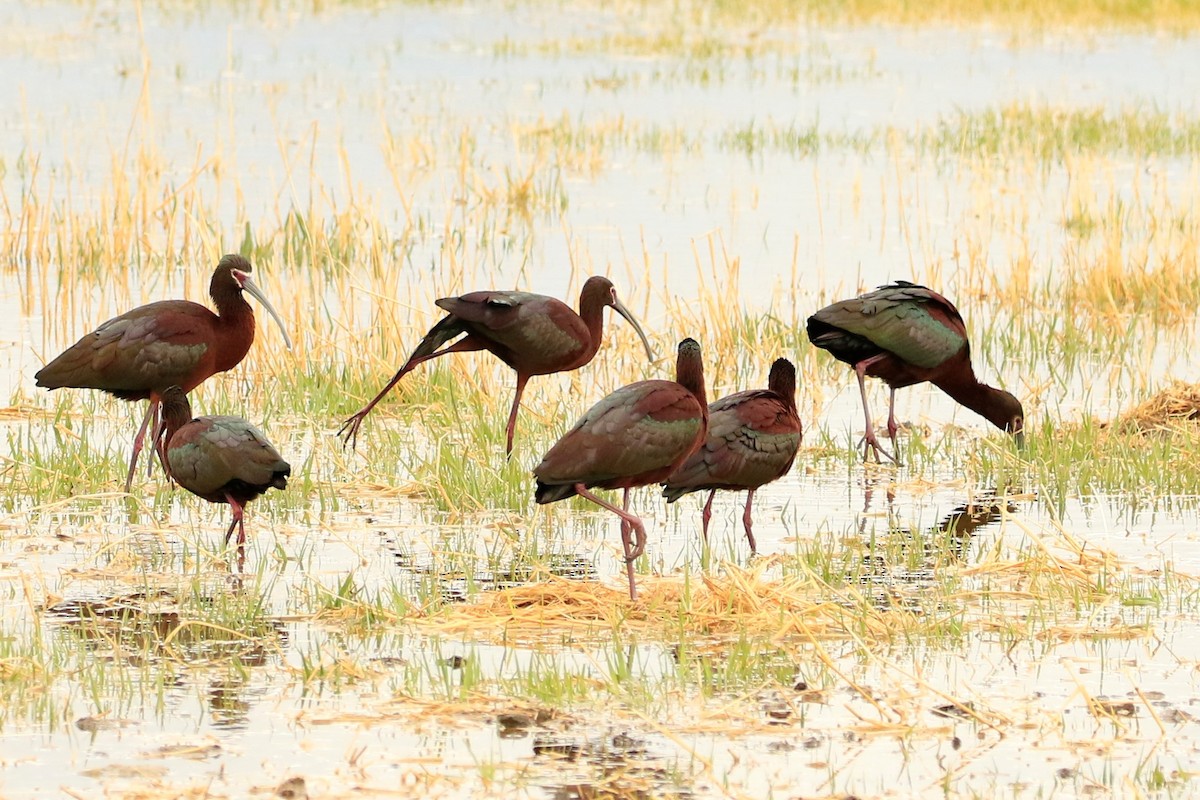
(534, 338, 708, 601)
(338, 276, 655, 455)
(663, 358, 802, 554)
(160, 386, 290, 562)
(806, 281, 1023, 462)
(34, 254, 292, 490)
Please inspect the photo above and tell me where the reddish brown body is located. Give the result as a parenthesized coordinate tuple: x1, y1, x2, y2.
(535, 338, 708, 601)
(338, 276, 654, 455)
(806, 281, 1023, 462)
(160, 386, 290, 562)
(34, 254, 291, 490)
(663, 358, 802, 553)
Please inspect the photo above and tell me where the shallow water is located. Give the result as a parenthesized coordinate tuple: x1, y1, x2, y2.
(4, 1, 1200, 798)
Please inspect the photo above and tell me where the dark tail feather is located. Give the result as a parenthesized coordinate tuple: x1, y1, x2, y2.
(661, 483, 692, 503)
(535, 481, 578, 504)
(402, 315, 469, 370)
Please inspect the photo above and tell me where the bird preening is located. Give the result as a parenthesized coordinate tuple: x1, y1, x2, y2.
(34, 254, 293, 491)
(337, 276, 654, 455)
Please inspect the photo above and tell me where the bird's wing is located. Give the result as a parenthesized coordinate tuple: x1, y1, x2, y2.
(170, 417, 288, 493)
(36, 301, 213, 391)
(436, 291, 547, 330)
(535, 381, 704, 485)
(813, 285, 966, 369)
(666, 392, 801, 492)
(435, 291, 588, 367)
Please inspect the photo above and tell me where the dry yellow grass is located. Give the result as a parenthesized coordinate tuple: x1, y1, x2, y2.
(1110, 379, 1200, 431)
(400, 533, 1141, 644)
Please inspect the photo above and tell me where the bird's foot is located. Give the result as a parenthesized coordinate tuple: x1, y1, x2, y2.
(857, 432, 898, 464)
(617, 515, 646, 562)
(336, 412, 368, 450)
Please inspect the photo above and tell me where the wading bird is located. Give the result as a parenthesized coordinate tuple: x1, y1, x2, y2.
(806, 281, 1023, 462)
(160, 386, 290, 558)
(663, 358, 802, 554)
(534, 338, 708, 601)
(34, 254, 293, 490)
(337, 276, 655, 455)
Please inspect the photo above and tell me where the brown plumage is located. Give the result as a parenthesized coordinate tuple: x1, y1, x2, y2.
(663, 358, 802, 554)
(534, 338, 708, 601)
(338, 276, 654, 455)
(806, 281, 1023, 462)
(160, 386, 290, 555)
(34, 254, 292, 490)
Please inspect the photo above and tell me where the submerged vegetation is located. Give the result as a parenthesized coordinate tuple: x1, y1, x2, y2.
(3, 0, 1200, 797)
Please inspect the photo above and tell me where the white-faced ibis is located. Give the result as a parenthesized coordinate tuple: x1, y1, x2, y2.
(337, 276, 655, 455)
(806, 281, 1023, 462)
(160, 386, 290, 555)
(534, 338, 708, 601)
(34, 254, 293, 491)
(662, 358, 802, 554)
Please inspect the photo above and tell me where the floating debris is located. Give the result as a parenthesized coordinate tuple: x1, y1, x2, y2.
(275, 776, 308, 800)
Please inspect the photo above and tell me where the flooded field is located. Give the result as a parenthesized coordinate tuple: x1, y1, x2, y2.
(3, 0, 1200, 797)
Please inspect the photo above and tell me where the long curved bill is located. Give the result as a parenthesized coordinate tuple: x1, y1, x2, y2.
(611, 298, 655, 362)
(241, 274, 294, 350)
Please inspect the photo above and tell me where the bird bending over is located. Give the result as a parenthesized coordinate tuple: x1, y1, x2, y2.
(34, 254, 293, 491)
(806, 281, 1023, 462)
(338, 276, 655, 455)
(160, 386, 290, 560)
(534, 338, 708, 601)
(663, 358, 802, 554)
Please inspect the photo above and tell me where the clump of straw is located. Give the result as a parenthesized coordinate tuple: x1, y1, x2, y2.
(1110, 380, 1200, 432)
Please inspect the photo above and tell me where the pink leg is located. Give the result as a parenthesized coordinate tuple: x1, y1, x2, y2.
(148, 401, 167, 478)
(218, 494, 249, 572)
(152, 410, 175, 486)
(854, 356, 896, 463)
(700, 490, 716, 546)
(886, 387, 899, 441)
(573, 484, 646, 601)
(618, 488, 631, 541)
(504, 374, 530, 458)
(222, 493, 246, 546)
(618, 489, 635, 594)
(742, 490, 758, 554)
(124, 400, 158, 492)
(621, 488, 645, 562)
(337, 337, 487, 449)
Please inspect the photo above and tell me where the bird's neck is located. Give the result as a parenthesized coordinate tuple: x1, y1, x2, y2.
(935, 369, 1009, 431)
(213, 294, 256, 372)
(775, 386, 799, 417)
(159, 397, 192, 447)
(577, 297, 606, 361)
(677, 360, 708, 413)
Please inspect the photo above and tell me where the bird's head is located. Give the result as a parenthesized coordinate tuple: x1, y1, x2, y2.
(582, 276, 655, 362)
(675, 337, 707, 408)
(994, 390, 1025, 449)
(767, 358, 798, 407)
(213, 254, 294, 350)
